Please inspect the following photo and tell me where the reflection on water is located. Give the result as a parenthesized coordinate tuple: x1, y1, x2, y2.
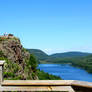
(38, 64, 92, 82)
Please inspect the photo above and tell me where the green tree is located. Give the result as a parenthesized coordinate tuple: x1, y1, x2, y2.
(29, 54, 38, 72)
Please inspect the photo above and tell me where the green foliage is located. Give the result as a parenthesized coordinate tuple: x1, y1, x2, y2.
(27, 49, 49, 61)
(0, 50, 4, 57)
(37, 69, 61, 80)
(29, 54, 38, 72)
(27, 49, 91, 62)
(50, 52, 91, 58)
(4, 72, 15, 78)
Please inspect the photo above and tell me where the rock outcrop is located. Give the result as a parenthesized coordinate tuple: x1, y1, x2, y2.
(0, 35, 38, 80)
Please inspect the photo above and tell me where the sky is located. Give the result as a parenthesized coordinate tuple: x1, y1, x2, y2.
(0, 0, 92, 54)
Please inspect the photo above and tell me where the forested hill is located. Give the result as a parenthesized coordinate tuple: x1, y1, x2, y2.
(27, 49, 49, 60)
(50, 52, 91, 58)
(27, 49, 92, 61)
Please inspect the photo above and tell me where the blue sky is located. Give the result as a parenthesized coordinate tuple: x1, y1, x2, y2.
(0, 0, 92, 54)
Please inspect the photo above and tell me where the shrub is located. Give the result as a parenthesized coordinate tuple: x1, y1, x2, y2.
(28, 54, 38, 72)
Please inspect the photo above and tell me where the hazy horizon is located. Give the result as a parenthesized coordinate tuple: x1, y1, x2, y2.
(0, 0, 92, 54)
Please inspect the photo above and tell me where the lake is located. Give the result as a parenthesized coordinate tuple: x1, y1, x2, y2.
(38, 64, 92, 82)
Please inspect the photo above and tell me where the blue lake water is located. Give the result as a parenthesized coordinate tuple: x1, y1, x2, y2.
(38, 64, 92, 82)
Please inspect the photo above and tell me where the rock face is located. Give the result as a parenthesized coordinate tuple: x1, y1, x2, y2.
(0, 37, 29, 63)
(0, 36, 38, 80)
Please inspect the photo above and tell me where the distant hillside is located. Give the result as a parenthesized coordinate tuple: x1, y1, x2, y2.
(50, 52, 91, 58)
(27, 49, 92, 63)
(48, 52, 92, 64)
(27, 49, 49, 60)
(71, 55, 92, 73)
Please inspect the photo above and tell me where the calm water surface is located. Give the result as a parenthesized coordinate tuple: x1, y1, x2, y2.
(38, 64, 92, 82)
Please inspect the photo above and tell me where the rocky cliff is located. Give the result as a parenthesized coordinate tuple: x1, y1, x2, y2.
(0, 36, 38, 80)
